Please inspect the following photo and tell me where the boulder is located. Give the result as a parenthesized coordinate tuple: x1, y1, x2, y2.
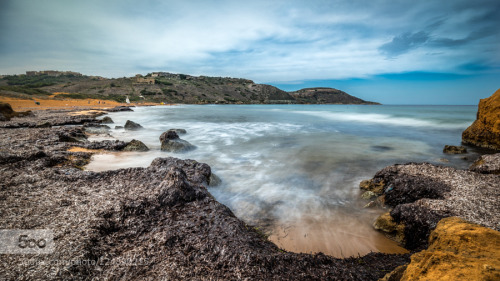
(384, 217, 500, 281)
(443, 145, 467, 154)
(359, 179, 385, 194)
(101, 116, 114, 124)
(159, 130, 196, 153)
(122, 139, 149, 152)
(469, 153, 500, 174)
(124, 120, 143, 130)
(462, 89, 500, 150)
(115, 126, 123, 129)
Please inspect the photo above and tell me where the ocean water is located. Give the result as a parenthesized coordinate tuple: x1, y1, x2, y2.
(86, 104, 478, 257)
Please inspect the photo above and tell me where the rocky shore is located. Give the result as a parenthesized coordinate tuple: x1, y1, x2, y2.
(0, 106, 409, 280)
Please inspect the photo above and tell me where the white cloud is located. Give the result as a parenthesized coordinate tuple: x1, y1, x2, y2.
(0, 0, 499, 82)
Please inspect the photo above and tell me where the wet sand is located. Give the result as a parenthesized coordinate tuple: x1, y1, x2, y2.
(269, 210, 408, 258)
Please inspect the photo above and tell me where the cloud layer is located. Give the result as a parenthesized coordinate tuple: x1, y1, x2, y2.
(0, 0, 499, 83)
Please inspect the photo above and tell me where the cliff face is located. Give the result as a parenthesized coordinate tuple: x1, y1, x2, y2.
(462, 89, 500, 150)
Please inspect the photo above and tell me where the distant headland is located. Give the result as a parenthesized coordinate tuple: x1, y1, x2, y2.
(0, 70, 379, 105)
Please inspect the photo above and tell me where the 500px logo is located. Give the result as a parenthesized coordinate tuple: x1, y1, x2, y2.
(0, 230, 54, 254)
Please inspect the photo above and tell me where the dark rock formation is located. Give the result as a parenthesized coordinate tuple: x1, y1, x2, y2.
(364, 163, 499, 250)
(462, 89, 500, 150)
(469, 153, 500, 174)
(122, 139, 149, 152)
(100, 116, 114, 124)
(160, 130, 196, 152)
(124, 120, 143, 130)
(442, 145, 467, 154)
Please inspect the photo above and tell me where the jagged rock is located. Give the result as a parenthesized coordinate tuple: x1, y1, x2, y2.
(443, 145, 467, 154)
(101, 116, 114, 124)
(367, 163, 499, 250)
(115, 126, 123, 129)
(469, 153, 500, 174)
(462, 89, 500, 150)
(387, 217, 500, 281)
(122, 139, 149, 152)
(159, 130, 196, 152)
(374, 212, 405, 245)
(124, 120, 143, 130)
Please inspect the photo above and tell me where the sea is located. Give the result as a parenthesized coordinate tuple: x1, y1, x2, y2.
(85, 104, 479, 257)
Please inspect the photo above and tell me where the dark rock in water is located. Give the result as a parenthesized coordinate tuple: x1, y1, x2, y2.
(122, 139, 149, 152)
(83, 124, 111, 134)
(105, 106, 134, 112)
(365, 162, 499, 250)
(462, 89, 500, 150)
(58, 128, 87, 142)
(169, 128, 187, 135)
(124, 120, 143, 130)
(115, 126, 123, 129)
(208, 173, 222, 187)
(469, 153, 500, 174)
(101, 116, 114, 124)
(443, 145, 467, 154)
(160, 130, 196, 152)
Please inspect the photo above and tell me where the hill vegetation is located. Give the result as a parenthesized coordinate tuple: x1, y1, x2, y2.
(0, 72, 379, 105)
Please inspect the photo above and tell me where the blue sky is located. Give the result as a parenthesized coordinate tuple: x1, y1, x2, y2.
(0, 0, 499, 104)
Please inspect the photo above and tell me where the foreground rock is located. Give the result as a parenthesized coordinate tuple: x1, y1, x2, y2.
(0, 118, 409, 280)
(382, 217, 500, 281)
(160, 130, 196, 152)
(124, 120, 143, 130)
(462, 89, 500, 150)
(362, 163, 499, 250)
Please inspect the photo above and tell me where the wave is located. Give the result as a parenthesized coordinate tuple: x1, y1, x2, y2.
(292, 111, 470, 129)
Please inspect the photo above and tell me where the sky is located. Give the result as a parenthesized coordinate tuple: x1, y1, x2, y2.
(0, 0, 499, 104)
